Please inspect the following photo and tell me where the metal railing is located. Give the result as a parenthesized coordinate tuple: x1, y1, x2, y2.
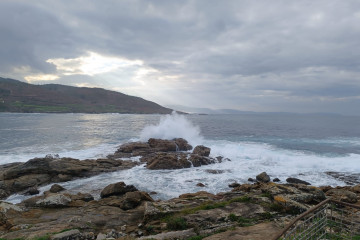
(272, 198, 360, 240)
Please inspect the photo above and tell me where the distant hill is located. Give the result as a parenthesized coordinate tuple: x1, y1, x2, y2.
(0, 77, 173, 114)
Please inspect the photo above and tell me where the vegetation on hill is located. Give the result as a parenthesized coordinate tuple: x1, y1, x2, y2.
(0, 77, 173, 114)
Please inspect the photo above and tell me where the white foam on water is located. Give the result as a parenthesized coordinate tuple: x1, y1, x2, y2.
(6, 140, 360, 204)
(0, 143, 119, 164)
(140, 112, 203, 146)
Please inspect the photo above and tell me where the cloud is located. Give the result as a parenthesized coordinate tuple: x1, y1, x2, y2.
(46, 52, 143, 76)
(0, 0, 360, 115)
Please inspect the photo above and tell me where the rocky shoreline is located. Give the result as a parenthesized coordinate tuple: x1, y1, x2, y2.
(0, 138, 359, 239)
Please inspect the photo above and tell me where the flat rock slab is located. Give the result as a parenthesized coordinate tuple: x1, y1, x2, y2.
(203, 222, 281, 240)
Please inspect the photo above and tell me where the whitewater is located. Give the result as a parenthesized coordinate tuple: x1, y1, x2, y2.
(1, 112, 360, 203)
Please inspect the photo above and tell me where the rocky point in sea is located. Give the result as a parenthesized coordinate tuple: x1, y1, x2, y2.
(0, 138, 359, 239)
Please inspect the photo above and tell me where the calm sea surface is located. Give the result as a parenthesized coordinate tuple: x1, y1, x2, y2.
(1, 112, 360, 203)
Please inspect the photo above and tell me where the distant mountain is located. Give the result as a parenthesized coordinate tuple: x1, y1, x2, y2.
(0, 77, 173, 114)
(166, 105, 256, 114)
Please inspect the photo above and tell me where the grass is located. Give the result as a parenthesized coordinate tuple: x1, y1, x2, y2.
(227, 214, 253, 227)
(166, 217, 188, 230)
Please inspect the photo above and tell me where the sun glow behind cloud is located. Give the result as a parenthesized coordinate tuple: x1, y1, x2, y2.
(46, 52, 143, 76)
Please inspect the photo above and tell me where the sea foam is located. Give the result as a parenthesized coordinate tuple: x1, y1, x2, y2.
(139, 112, 203, 146)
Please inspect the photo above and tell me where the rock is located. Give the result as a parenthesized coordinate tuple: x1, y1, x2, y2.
(202, 222, 281, 240)
(24, 187, 40, 195)
(248, 178, 256, 182)
(49, 184, 65, 193)
(273, 178, 280, 182)
(138, 228, 196, 240)
(174, 138, 193, 151)
(35, 193, 71, 208)
(351, 184, 360, 193)
(188, 154, 215, 167)
(144, 152, 191, 170)
(196, 183, 205, 187)
(96, 233, 106, 240)
(0, 201, 24, 213)
(192, 145, 211, 157)
(228, 182, 240, 188)
(118, 142, 150, 153)
(326, 189, 358, 203)
(256, 172, 270, 183)
(0, 157, 138, 199)
(50, 229, 81, 240)
(286, 177, 311, 185)
(205, 169, 225, 174)
(148, 138, 178, 152)
(120, 191, 154, 210)
(100, 182, 138, 198)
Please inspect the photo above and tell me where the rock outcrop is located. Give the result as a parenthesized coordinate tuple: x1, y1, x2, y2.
(100, 182, 138, 198)
(0, 157, 138, 199)
(0, 180, 359, 240)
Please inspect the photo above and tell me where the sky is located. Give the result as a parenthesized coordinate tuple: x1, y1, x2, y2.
(0, 0, 360, 115)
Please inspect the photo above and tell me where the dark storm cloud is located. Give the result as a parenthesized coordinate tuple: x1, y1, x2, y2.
(0, 0, 360, 114)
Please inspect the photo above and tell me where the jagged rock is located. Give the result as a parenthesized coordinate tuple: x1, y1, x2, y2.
(35, 193, 71, 208)
(228, 182, 240, 188)
(256, 172, 270, 183)
(100, 182, 138, 198)
(119, 191, 154, 210)
(326, 189, 358, 203)
(0, 157, 137, 199)
(118, 142, 150, 153)
(192, 145, 211, 157)
(273, 178, 280, 182)
(174, 138, 193, 151)
(188, 154, 215, 167)
(50, 229, 81, 240)
(143, 152, 191, 169)
(49, 184, 65, 193)
(196, 183, 205, 187)
(148, 138, 178, 152)
(286, 177, 311, 185)
(205, 169, 225, 174)
(24, 187, 40, 196)
(351, 184, 360, 193)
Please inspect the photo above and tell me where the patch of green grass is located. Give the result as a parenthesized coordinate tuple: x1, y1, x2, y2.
(269, 203, 284, 212)
(227, 214, 253, 227)
(180, 195, 252, 215)
(260, 192, 272, 199)
(166, 217, 188, 230)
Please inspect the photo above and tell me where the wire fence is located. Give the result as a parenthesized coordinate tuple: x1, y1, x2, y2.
(272, 198, 360, 240)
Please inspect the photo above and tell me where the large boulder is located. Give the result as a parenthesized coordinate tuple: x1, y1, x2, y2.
(256, 172, 270, 183)
(119, 191, 154, 210)
(100, 182, 138, 198)
(49, 184, 65, 193)
(144, 153, 191, 170)
(174, 138, 193, 151)
(326, 189, 358, 203)
(188, 154, 215, 167)
(148, 138, 177, 152)
(118, 142, 150, 153)
(192, 145, 211, 157)
(27, 193, 72, 208)
(286, 178, 311, 185)
(142, 152, 216, 170)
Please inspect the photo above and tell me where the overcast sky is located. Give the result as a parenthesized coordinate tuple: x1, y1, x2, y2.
(1, 0, 359, 115)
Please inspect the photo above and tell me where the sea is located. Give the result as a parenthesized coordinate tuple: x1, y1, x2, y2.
(1, 112, 360, 203)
